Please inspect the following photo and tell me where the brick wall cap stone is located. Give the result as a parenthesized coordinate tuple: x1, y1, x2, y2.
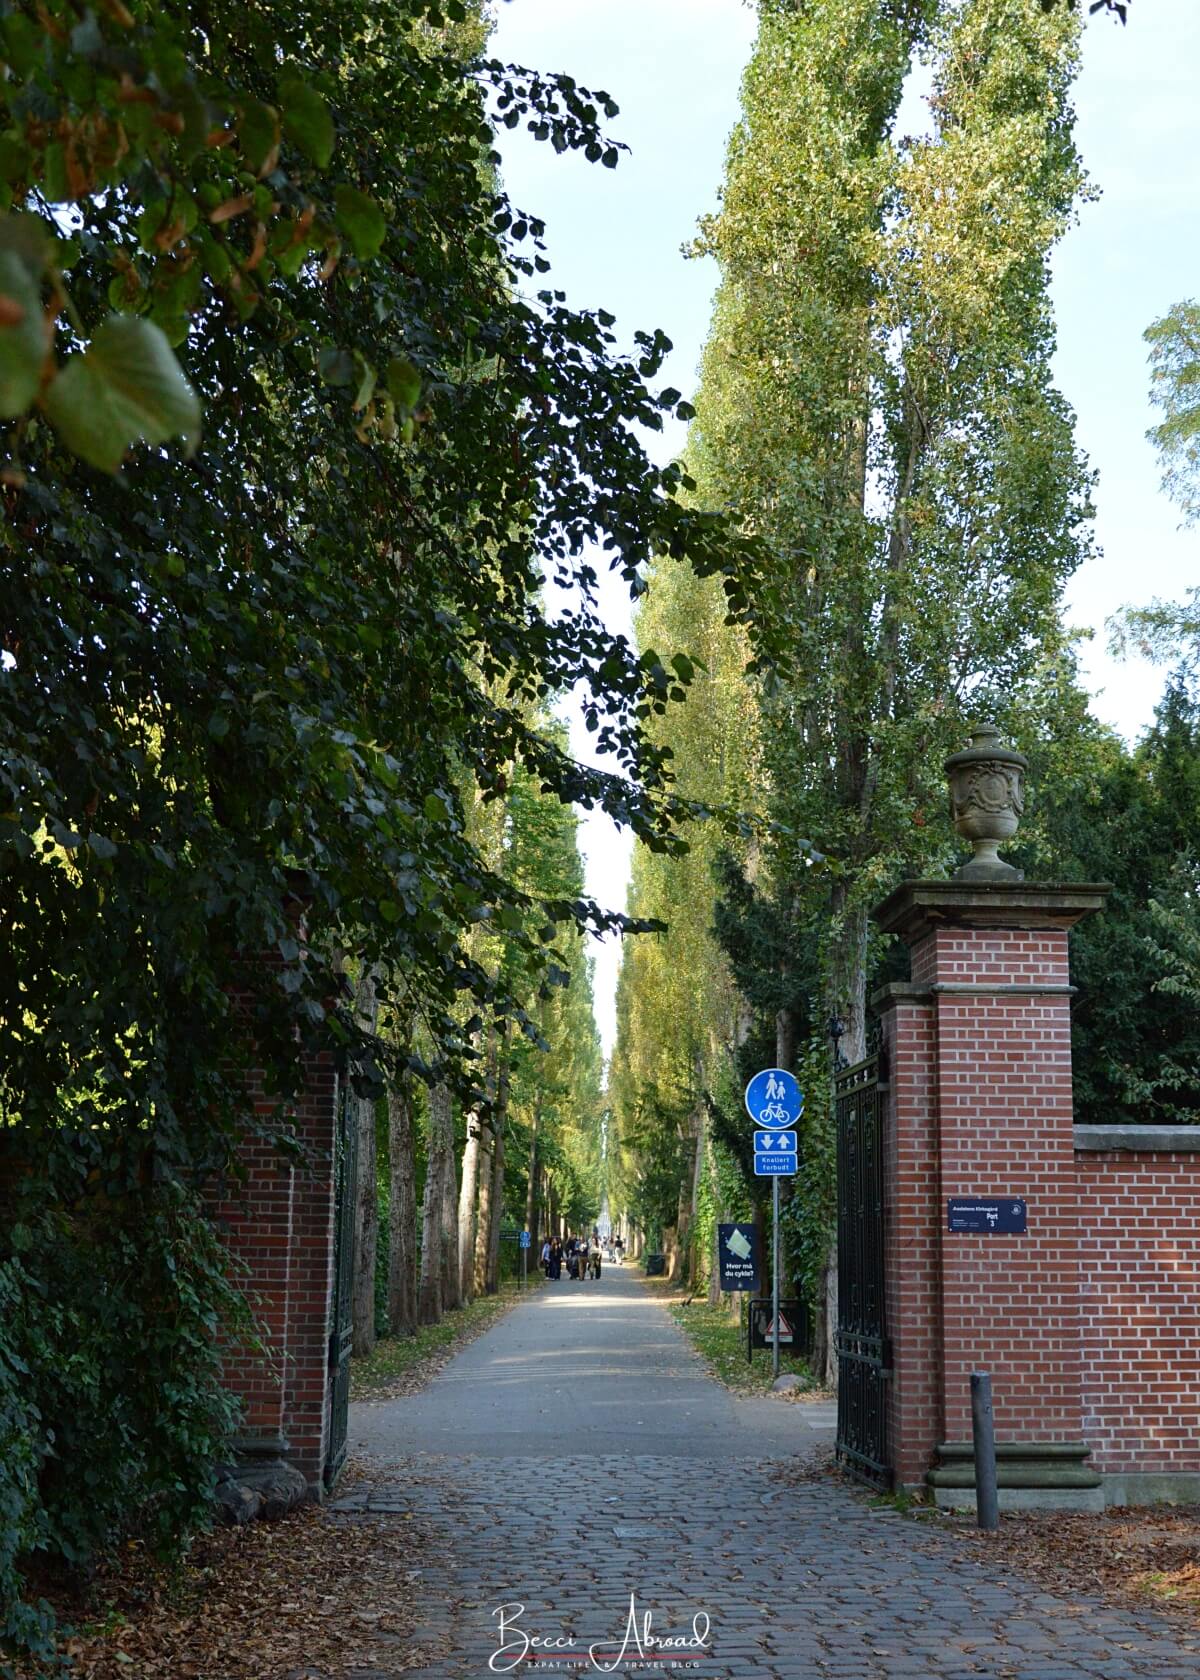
(1074, 1124, 1200, 1153)
(872, 879, 1111, 943)
(871, 981, 935, 1010)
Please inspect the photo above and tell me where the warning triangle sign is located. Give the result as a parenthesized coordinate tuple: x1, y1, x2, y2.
(764, 1313, 793, 1343)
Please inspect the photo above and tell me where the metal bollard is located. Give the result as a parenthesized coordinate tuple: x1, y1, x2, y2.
(971, 1371, 999, 1530)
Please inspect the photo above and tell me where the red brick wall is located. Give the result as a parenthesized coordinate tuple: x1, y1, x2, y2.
(211, 1018, 339, 1491)
(878, 894, 1200, 1491)
(882, 923, 1085, 1482)
(1077, 1148, 1200, 1474)
(930, 929, 1083, 1446)
(911, 927, 1072, 990)
(882, 997, 942, 1488)
(211, 1100, 296, 1444)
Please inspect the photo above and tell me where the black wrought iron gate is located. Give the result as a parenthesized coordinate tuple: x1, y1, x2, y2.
(324, 1067, 356, 1490)
(834, 1046, 892, 1489)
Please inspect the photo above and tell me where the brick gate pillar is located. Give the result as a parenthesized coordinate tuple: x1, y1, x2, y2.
(872, 878, 1108, 1506)
(211, 954, 341, 1502)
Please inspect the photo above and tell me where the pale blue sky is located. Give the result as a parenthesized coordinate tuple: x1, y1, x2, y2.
(488, 0, 1200, 1057)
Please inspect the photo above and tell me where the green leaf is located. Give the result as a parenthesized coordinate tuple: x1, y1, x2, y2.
(386, 356, 421, 414)
(0, 137, 28, 186)
(0, 249, 46, 419)
(318, 346, 355, 387)
(334, 185, 386, 260)
(0, 13, 39, 76)
(0, 213, 49, 278)
(42, 141, 68, 204)
(44, 316, 202, 472)
(670, 653, 695, 684)
(279, 74, 335, 169)
(239, 101, 280, 175)
(423, 792, 450, 823)
(52, 235, 81, 270)
(352, 356, 376, 411)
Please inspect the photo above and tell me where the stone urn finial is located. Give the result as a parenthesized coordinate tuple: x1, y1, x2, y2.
(944, 724, 1028, 882)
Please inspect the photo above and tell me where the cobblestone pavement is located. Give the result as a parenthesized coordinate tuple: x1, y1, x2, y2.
(330, 1273, 1200, 1680)
(332, 1451, 1200, 1680)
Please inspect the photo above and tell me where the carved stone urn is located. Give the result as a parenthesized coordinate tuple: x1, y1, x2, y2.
(944, 724, 1028, 882)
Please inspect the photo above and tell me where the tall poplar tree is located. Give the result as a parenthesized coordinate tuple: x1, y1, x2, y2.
(690, 0, 1093, 1060)
(613, 0, 1096, 1357)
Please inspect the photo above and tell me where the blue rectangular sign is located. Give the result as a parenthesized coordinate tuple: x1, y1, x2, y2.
(947, 1197, 1027, 1234)
(753, 1129, 798, 1177)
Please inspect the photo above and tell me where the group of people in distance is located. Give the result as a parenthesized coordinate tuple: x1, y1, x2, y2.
(539, 1230, 624, 1281)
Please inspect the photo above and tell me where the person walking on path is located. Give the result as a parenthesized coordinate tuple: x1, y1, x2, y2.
(540, 1238, 551, 1277)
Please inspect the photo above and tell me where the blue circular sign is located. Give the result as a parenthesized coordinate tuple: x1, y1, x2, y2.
(744, 1068, 804, 1127)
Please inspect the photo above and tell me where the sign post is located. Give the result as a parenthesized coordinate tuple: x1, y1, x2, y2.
(745, 1069, 804, 1382)
(519, 1227, 531, 1288)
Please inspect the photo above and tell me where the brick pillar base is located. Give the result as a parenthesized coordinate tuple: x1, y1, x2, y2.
(872, 879, 1108, 1508)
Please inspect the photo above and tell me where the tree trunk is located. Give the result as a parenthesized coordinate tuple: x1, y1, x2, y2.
(775, 1004, 800, 1075)
(387, 1072, 418, 1338)
(352, 1090, 378, 1357)
(474, 1026, 501, 1295)
(458, 1104, 481, 1305)
(524, 1098, 541, 1255)
(671, 1108, 701, 1284)
(473, 1122, 494, 1297)
(823, 1244, 838, 1388)
(706, 1133, 723, 1307)
(485, 1037, 509, 1294)
(440, 1122, 461, 1312)
(815, 894, 870, 1385)
(351, 966, 381, 1359)
(485, 1121, 505, 1294)
(686, 1119, 704, 1291)
(830, 890, 871, 1066)
(417, 1081, 452, 1326)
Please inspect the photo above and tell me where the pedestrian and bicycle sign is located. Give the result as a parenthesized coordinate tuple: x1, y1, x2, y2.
(753, 1129, 798, 1176)
(744, 1068, 804, 1382)
(519, 1230, 531, 1249)
(744, 1067, 804, 1128)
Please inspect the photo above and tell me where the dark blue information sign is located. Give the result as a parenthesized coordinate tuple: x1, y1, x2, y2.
(717, 1223, 760, 1292)
(948, 1197, 1027, 1234)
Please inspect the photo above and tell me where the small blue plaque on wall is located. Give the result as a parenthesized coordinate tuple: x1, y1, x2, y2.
(947, 1197, 1027, 1234)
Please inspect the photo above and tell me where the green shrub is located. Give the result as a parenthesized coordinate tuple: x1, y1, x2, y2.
(0, 1187, 243, 1670)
